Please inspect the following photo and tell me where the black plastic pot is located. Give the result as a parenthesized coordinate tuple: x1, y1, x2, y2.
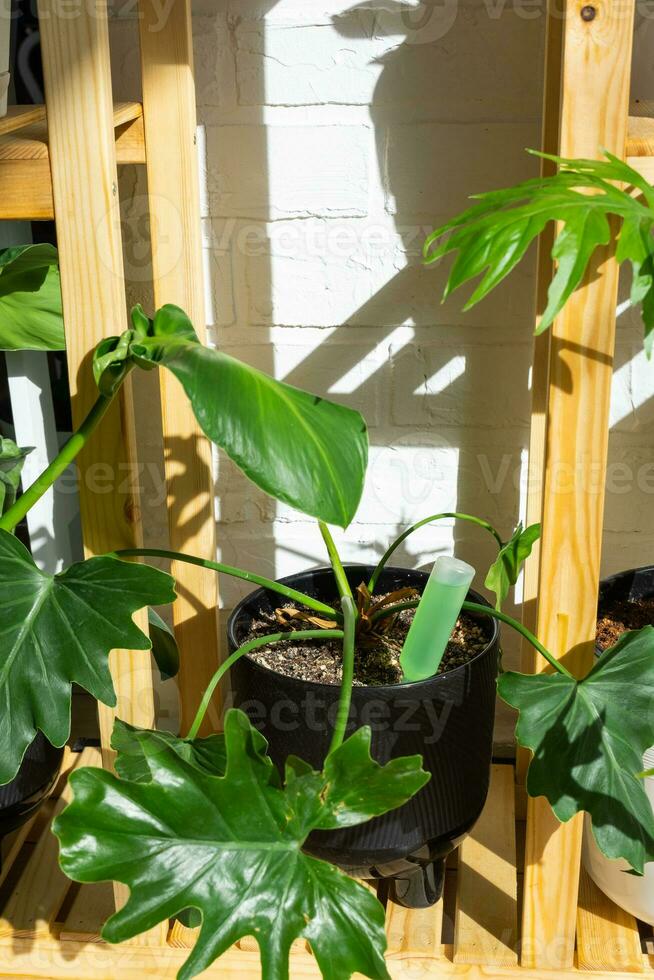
(228, 564, 500, 908)
(598, 565, 654, 627)
(0, 733, 63, 848)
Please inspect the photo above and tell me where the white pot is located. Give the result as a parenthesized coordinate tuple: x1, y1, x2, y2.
(0, 0, 10, 118)
(582, 746, 654, 923)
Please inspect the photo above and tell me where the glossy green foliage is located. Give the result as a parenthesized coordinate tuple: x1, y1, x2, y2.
(485, 522, 541, 609)
(0, 245, 64, 351)
(55, 710, 429, 980)
(424, 152, 654, 353)
(499, 626, 654, 873)
(0, 438, 32, 516)
(0, 529, 175, 784)
(93, 304, 368, 527)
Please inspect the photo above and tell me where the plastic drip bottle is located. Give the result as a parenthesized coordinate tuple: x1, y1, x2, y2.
(400, 556, 475, 683)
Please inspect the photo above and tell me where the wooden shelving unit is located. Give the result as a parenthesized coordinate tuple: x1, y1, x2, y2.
(1, 0, 654, 976)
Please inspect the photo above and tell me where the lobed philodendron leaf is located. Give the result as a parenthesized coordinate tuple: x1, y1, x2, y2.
(0, 529, 175, 785)
(485, 522, 540, 610)
(0, 438, 33, 516)
(93, 304, 368, 528)
(424, 152, 654, 353)
(55, 710, 429, 980)
(498, 626, 654, 873)
(147, 608, 180, 681)
(0, 245, 65, 351)
(112, 718, 228, 784)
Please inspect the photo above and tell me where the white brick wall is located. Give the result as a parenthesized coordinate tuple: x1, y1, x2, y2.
(109, 2, 654, 694)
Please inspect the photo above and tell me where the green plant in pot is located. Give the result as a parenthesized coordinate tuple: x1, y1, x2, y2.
(1, 238, 654, 977)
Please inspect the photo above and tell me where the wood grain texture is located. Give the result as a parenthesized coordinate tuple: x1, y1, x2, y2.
(36, 0, 164, 943)
(138, 0, 221, 735)
(0, 104, 46, 135)
(454, 765, 518, 965)
(521, 0, 636, 969)
(0, 748, 98, 939)
(0, 103, 144, 220)
(627, 114, 654, 157)
(0, 940, 651, 978)
(576, 867, 644, 973)
(385, 897, 444, 958)
(60, 883, 117, 943)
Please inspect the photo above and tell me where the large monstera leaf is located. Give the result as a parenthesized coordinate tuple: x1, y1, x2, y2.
(0, 529, 175, 784)
(499, 626, 654, 873)
(424, 152, 654, 354)
(0, 245, 64, 351)
(55, 710, 429, 980)
(93, 304, 368, 527)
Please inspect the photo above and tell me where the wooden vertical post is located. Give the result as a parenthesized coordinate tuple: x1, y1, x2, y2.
(37, 0, 165, 943)
(521, 0, 635, 969)
(137, 0, 222, 735)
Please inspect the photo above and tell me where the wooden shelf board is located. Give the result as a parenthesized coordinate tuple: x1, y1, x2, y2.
(0, 102, 145, 220)
(0, 105, 47, 136)
(0, 760, 649, 978)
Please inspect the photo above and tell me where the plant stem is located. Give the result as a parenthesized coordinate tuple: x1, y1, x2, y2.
(371, 598, 575, 679)
(114, 548, 340, 619)
(367, 512, 503, 593)
(462, 601, 574, 678)
(0, 391, 117, 533)
(186, 629, 344, 741)
(319, 521, 353, 601)
(327, 596, 356, 755)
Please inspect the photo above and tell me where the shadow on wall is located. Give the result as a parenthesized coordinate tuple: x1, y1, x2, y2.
(270, 0, 542, 608)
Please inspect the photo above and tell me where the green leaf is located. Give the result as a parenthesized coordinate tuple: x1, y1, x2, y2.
(498, 626, 654, 873)
(0, 529, 176, 784)
(112, 718, 227, 784)
(484, 522, 540, 610)
(92, 330, 136, 396)
(94, 304, 368, 527)
(0, 438, 33, 517)
(55, 710, 429, 980)
(0, 245, 64, 351)
(147, 608, 180, 681)
(424, 152, 654, 348)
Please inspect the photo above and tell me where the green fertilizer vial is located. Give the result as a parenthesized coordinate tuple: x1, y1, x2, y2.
(400, 556, 475, 682)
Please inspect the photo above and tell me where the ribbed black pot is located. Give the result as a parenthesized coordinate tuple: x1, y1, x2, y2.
(0, 734, 63, 847)
(598, 565, 654, 617)
(597, 565, 654, 654)
(228, 564, 500, 908)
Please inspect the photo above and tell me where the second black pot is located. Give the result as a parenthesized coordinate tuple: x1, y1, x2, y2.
(228, 563, 500, 908)
(0, 733, 63, 844)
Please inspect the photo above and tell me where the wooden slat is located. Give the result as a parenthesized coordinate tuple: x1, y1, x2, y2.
(0, 158, 54, 219)
(515, 0, 560, 788)
(0, 936, 652, 979)
(36, 0, 164, 946)
(0, 104, 46, 136)
(0, 817, 38, 892)
(0, 748, 98, 939)
(0, 103, 145, 221)
(385, 898, 444, 958)
(138, 0, 222, 735)
(626, 115, 654, 158)
(0, 103, 143, 160)
(168, 920, 198, 948)
(59, 882, 116, 943)
(521, 0, 636, 969)
(453, 764, 518, 966)
(576, 867, 644, 973)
